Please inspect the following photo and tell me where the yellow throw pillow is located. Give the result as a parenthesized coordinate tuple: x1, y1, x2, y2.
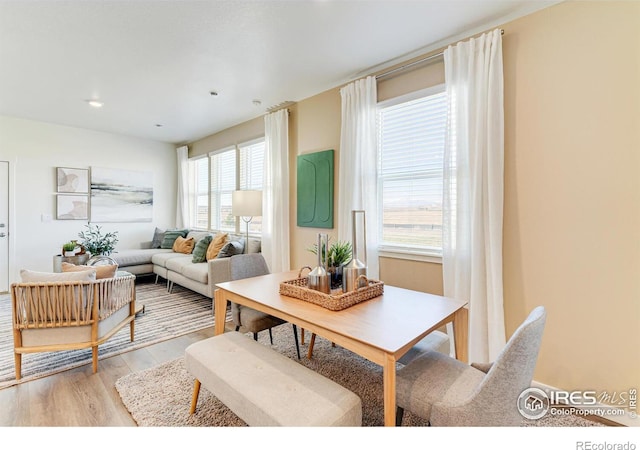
(206, 232, 228, 261)
(61, 262, 118, 279)
(173, 236, 195, 254)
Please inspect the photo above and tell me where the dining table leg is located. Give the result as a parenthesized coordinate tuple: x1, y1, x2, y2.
(383, 353, 397, 426)
(453, 306, 469, 363)
(214, 288, 226, 336)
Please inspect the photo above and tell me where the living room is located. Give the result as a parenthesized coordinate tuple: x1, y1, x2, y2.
(0, 0, 638, 442)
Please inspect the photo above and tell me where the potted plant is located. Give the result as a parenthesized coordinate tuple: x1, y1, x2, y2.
(62, 241, 77, 256)
(307, 238, 352, 289)
(78, 224, 119, 256)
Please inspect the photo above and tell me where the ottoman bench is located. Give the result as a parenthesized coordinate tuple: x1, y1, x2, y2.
(185, 331, 362, 426)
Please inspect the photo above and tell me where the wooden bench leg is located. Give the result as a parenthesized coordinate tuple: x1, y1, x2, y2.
(190, 379, 201, 414)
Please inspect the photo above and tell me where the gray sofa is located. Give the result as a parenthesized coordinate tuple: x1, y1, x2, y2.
(111, 230, 261, 298)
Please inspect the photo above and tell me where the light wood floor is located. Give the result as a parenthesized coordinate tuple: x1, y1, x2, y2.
(0, 326, 217, 426)
(0, 322, 621, 428)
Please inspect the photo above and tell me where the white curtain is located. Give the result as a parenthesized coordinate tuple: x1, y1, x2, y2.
(262, 109, 290, 273)
(442, 29, 506, 363)
(338, 76, 379, 279)
(176, 145, 189, 229)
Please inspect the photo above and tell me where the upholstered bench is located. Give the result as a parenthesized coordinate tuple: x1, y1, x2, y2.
(185, 331, 362, 426)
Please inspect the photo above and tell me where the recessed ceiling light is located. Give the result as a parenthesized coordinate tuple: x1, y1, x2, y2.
(252, 99, 262, 106)
(210, 91, 218, 96)
(86, 99, 103, 108)
(155, 124, 163, 128)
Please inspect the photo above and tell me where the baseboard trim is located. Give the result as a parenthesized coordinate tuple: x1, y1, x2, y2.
(531, 380, 637, 427)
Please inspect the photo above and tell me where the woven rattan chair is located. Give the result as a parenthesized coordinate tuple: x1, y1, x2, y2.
(11, 272, 136, 380)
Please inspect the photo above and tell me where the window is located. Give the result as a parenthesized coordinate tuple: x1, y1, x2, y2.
(186, 138, 265, 235)
(189, 157, 209, 229)
(377, 85, 446, 256)
(239, 139, 265, 235)
(210, 147, 236, 232)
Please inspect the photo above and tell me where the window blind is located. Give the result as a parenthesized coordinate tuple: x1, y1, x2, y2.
(238, 139, 265, 234)
(378, 89, 447, 252)
(194, 157, 209, 229)
(210, 148, 236, 232)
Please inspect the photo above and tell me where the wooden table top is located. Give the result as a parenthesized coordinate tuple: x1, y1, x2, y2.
(216, 270, 467, 356)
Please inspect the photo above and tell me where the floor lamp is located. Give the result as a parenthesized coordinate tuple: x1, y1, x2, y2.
(232, 190, 262, 254)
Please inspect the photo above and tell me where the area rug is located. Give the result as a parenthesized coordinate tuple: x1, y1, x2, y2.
(0, 280, 228, 389)
(115, 326, 604, 427)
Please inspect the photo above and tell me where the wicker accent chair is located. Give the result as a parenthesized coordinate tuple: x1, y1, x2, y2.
(11, 272, 136, 380)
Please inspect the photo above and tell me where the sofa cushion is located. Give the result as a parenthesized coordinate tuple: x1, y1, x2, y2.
(206, 232, 229, 261)
(61, 262, 118, 279)
(229, 234, 261, 254)
(187, 231, 212, 242)
(181, 262, 209, 284)
(165, 255, 197, 273)
(112, 248, 172, 266)
(151, 252, 187, 268)
(217, 239, 245, 258)
(151, 227, 165, 249)
(173, 236, 195, 254)
(192, 235, 213, 263)
(161, 229, 189, 249)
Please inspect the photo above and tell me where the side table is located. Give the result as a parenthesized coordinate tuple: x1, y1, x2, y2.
(52, 253, 90, 272)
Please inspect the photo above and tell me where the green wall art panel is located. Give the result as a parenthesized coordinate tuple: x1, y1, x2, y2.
(297, 149, 334, 228)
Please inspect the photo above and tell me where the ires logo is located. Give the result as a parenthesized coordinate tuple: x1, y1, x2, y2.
(517, 388, 637, 420)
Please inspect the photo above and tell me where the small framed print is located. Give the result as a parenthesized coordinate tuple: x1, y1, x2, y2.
(56, 194, 89, 220)
(57, 167, 89, 193)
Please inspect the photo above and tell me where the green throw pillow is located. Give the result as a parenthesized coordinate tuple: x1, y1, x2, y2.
(192, 235, 213, 263)
(161, 229, 189, 249)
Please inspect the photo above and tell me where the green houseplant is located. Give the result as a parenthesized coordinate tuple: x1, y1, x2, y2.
(307, 238, 352, 288)
(78, 224, 119, 256)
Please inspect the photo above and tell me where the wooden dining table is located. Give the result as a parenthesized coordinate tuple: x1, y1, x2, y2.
(213, 270, 468, 427)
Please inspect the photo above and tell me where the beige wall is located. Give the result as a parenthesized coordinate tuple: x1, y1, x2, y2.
(501, 1, 639, 394)
(189, 1, 639, 397)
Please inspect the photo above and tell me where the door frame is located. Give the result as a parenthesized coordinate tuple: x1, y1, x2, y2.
(0, 160, 14, 293)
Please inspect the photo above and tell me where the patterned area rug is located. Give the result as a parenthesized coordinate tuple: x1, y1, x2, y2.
(115, 326, 605, 427)
(0, 279, 227, 389)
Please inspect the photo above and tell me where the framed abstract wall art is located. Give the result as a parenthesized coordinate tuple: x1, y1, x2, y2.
(90, 167, 153, 222)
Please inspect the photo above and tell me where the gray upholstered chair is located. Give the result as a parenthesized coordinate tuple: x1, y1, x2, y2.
(396, 306, 546, 426)
(229, 254, 301, 359)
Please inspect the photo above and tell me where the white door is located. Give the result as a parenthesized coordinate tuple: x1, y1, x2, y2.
(0, 161, 8, 293)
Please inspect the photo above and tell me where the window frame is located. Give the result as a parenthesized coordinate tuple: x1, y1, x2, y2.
(377, 83, 446, 262)
(188, 154, 210, 231)
(186, 137, 265, 236)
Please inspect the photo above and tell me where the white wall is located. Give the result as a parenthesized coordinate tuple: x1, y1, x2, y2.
(0, 115, 177, 282)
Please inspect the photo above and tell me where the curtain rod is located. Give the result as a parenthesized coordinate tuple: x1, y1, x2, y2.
(375, 28, 504, 80)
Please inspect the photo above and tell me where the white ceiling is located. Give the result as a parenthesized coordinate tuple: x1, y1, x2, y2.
(0, 0, 558, 145)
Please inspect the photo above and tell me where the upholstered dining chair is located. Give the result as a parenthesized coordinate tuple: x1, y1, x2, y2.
(229, 254, 301, 359)
(395, 306, 547, 426)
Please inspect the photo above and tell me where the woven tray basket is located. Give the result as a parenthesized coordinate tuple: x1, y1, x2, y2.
(279, 275, 384, 311)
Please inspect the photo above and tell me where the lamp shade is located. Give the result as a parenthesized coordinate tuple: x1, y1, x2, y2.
(232, 190, 262, 217)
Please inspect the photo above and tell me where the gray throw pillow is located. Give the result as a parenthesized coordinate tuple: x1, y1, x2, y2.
(216, 239, 245, 258)
(161, 229, 189, 249)
(151, 227, 165, 249)
(192, 235, 213, 263)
